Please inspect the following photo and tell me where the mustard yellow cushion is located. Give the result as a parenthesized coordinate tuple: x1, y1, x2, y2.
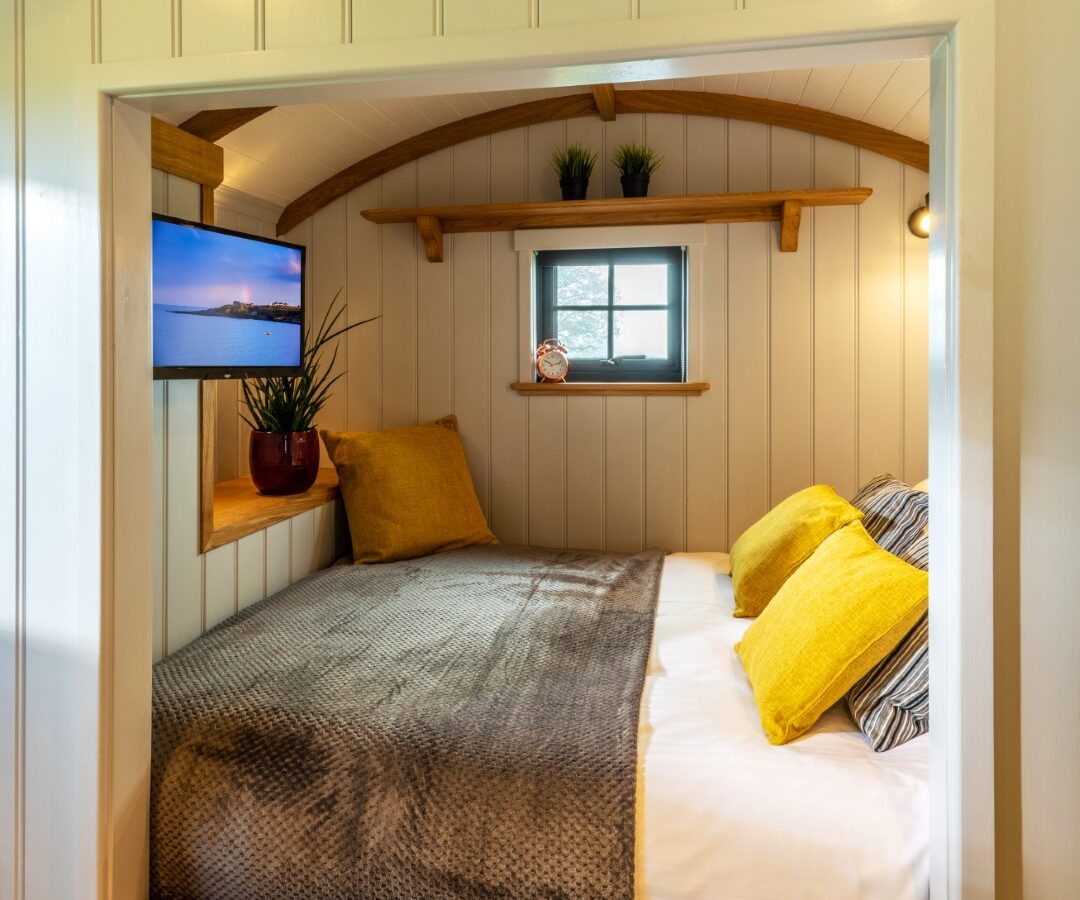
(321, 416, 497, 564)
(729, 485, 863, 617)
(735, 521, 929, 745)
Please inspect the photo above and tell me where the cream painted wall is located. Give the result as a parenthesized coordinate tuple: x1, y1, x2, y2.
(151, 171, 343, 663)
(996, 1, 1080, 896)
(277, 117, 929, 553)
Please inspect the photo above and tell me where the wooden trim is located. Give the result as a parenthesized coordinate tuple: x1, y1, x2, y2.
(150, 117, 224, 188)
(780, 199, 802, 252)
(417, 214, 444, 262)
(179, 107, 275, 142)
(199, 382, 216, 551)
(511, 381, 710, 396)
(615, 90, 930, 172)
(277, 93, 599, 234)
(591, 84, 616, 121)
(204, 471, 339, 552)
(277, 90, 925, 235)
(198, 187, 217, 552)
(364, 189, 869, 258)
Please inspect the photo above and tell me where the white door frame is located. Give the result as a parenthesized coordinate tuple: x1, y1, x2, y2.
(10, 2, 998, 897)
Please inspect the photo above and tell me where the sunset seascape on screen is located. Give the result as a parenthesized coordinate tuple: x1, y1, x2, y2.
(152, 218, 303, 371)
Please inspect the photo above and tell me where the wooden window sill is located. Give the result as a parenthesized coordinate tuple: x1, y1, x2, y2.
(203, 468, 339, 552)
(510, 382, 710, 396)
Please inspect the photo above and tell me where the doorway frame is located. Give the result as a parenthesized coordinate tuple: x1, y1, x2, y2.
(14, 2, 998, 897)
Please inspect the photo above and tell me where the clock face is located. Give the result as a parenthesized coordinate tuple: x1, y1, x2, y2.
(538, 349, 569, 380)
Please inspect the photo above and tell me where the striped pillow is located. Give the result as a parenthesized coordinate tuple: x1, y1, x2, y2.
(847, 478, 930, 751)
(851, 474, 929, 557)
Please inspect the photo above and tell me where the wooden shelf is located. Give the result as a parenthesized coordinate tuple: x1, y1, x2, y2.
(362, 189, 871, 260)
(511, 382, 710, 396)
(204, 469, 339, 552)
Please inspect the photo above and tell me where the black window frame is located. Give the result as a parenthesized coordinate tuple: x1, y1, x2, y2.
(535, 245, 687, 383)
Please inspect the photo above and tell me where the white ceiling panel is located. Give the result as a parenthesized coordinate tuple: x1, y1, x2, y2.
(211, 60, 929, 211)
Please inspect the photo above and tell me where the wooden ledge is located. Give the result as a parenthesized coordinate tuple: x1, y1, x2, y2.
(511, 382, 710, 397)
(203, 468, 339, 552)
(363, 189, 870, 260)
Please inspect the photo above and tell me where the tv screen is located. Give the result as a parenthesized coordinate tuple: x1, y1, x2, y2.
(152, 214, 306, 379)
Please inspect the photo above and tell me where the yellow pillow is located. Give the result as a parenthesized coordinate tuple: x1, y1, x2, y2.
(729, 485, 862, 617)
(735, 521, 928, 745)
(321, 416, 497, 564)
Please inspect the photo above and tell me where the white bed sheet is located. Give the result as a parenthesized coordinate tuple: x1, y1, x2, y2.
(639, 552, 929, 900)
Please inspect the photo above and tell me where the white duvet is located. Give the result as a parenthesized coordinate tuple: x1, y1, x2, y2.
(639, 552, 929, 900)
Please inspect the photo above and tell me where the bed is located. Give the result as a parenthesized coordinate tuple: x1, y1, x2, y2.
(151, 546, 928, 900)
(640, 552, 928, 899)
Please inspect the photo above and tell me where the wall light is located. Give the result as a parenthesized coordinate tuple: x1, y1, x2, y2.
(908, 193, 931, 238)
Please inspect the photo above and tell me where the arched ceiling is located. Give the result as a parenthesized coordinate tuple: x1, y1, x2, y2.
(163, 59, 929, 219)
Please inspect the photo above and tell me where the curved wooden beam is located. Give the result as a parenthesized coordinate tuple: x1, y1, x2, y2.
(276, 90, 927, 236)
(277, 94, 598, 234)
(617, 91, 929, 171)
(180, 107, 275, 143)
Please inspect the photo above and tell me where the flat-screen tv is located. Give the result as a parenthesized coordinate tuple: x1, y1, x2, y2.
(152, 214, 306, 379)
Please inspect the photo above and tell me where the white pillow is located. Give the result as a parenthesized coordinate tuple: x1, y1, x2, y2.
(912, 478, 929, 494)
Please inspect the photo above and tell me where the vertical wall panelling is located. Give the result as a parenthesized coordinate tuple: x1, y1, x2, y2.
(290, 508, 316, 581)
(163, 380, 204, 653)
(488, 130, 529, 543)
(264, 0, 345, 48)
(443, 0, 531, 35)
(290, 119, 928, 555)
(416, 149, 454, 424)
(236, 532, 267, 610)
(565, 397, 606, 550)
(352, 0, 436, 41)
(903, 167, 930, 484)
(645, 396, 686, 550)
(313, 503, 336, 570)
(541, 0, 631, 27)
(182, 0, 257, 56)
(452, 138, 493, 513)
(151, 381, 166, 661)
(768, 127, 814, 503)
(265, 520, 292, 595)
(312, 197, 349, 454)
(603, 114, 644, 199)
(527, 121, 566, 202)
(345, 182, 383, 431)
(725, 120, 771, 540)
(203, 543, 237, 630)
(684, 118, 728, 551)
(380, 164, 419, 428)
(99, 0, 173, 62)
(643, 114, 686, 197)
(527, 398, 567, 547)
(605, 397, 646, 552)
(856, 148, 905, 485)
(811, 137, 858, 497)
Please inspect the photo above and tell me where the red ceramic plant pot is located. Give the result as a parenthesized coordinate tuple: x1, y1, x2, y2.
(249, 429, 320, 496)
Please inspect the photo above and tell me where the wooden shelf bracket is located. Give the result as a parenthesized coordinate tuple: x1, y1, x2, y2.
(417, 214, 444, 262)
(591, 84, 616, 122)
(779, 199, 803, 252)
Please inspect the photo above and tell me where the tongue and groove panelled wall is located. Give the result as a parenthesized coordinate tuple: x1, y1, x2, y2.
(228, 114, 930, 559)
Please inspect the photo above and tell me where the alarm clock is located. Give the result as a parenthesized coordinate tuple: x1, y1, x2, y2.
(535, 339, 570, 383)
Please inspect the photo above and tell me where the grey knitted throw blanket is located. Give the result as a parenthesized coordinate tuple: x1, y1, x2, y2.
(150, 544, 665, 900)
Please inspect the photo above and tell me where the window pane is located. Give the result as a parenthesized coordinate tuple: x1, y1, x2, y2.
(557, 310, 608, 358)
(613, 263, 668, 306)
(557, 265, 608, 306)
(614, 310, 668, 359)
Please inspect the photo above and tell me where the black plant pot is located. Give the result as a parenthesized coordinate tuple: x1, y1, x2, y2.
(620, 173, 651, 198)
(560, 176, 589, 201)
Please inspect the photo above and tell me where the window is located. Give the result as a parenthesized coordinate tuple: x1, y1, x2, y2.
(535, 246, 686, 382)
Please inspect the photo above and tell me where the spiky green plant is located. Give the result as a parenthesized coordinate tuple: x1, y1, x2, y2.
(241, 289, 377, 433)
(551, 143, 598, 179)
(611, 142, 663, 176)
